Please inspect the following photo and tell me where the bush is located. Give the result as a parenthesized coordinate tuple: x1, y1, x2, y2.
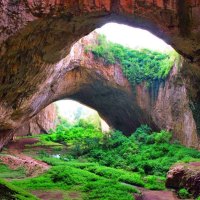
(103, 130, 128, 148)
(131, 124, 152, 143)
(40, 119, 103, 145)
(50, 168, 76, 185)
(178, 188, 191, 199)
(36, 123, 200, 193)
(154, 130, 172, 144)
(86, 34, 178, 87)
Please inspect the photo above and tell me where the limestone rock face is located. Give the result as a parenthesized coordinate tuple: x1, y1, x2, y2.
(54, 33, 199, 148)
(166, 162, 200, 198)
(0, 130, 14, 151)
(135, 62, 200, 148)
(1, 0, 200, 149)
(0, 31, 200, 149)
(15, 104, 57, 136)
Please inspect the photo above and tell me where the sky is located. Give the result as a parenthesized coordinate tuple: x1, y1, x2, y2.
(56, 23, 173, 120)
(96, 23, 173, 52)
(56, 100, 97, 123)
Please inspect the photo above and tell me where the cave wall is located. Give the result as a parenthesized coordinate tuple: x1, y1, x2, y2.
(136, 61, 200, 148)
(0, 0, 200, 149)
(15, 103, 57, 136)
(55, 32, 199, 148)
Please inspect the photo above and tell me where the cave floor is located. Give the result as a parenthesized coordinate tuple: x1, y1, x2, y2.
(0, 137, 182, 200)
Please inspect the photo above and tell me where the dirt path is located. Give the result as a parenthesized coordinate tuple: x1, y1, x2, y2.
(133, 184, 185, 200)
(134, 190, 180, 200)
(0, 138, 49, 177)
(31, 190, 81, 200)
(31, 190, 64, 200)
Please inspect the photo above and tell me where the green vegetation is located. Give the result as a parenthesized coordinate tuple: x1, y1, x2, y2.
(1, 120, 200, 199)
(0, 162, 26, 179)
(0, 178, 38, 200)
(40, 119, 102, 145)
(12, 164, 138, 200)
(178, 188, 191, 199)
(44, 122, 200, 178)
(29, 121, 199, 192)
(86, 34, 178, 86)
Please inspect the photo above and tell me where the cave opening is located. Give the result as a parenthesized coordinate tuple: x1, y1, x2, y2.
(1, 2, 200, 198)
(15, 22, 180, 139)
(48, 22, 178, 136)
(56, 99, 110, 133)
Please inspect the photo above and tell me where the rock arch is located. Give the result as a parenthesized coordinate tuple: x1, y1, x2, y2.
(0, 0, 200, 148)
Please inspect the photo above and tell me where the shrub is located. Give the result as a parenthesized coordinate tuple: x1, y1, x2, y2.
(131, 124, 152, 144)
(103, 130, 128, 148)
(144, 175, 165, 190)
(36, 123, 200, 193)
(86, 34, 177, 87)
(40, 119, 103, 145)
(50, 169, 76, 185)
(154, 130, 172, 144)
(178, 188, 191, 199)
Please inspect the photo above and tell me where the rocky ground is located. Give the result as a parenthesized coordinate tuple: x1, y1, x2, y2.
(0, 138, 49, 177)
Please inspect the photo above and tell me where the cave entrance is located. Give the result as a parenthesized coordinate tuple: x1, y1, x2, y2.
(56, 100, 110, 133)
(12, 22, 199, 148)
(49, 22, 178, 135)
(1, 1, 200, 150)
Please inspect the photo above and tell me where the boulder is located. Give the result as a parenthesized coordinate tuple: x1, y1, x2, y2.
(166, 162, 200, 198)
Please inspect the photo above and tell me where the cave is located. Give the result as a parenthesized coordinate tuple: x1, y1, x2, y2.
(1, 1, 200, 199)
(0, 0, 200, 150)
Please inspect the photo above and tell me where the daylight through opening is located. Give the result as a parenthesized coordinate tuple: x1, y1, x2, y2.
(1, 22, 200, 200)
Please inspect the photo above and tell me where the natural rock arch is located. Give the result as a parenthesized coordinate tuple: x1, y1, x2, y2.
(0, 0, 200, 148)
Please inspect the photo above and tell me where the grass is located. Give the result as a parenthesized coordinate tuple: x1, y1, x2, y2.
(0, 178, 39, 200)
(0, 162, 26, 179)
(0, 122, 199, 199)
(66, 162, 145, 186)
(39, 158, 166, 190)
(66, 161, 166, 190)
(11, 164, 138, 200)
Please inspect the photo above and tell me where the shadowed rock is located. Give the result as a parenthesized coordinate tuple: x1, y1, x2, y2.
(166, 162, 200, 198)
(0, 0, 200, 149)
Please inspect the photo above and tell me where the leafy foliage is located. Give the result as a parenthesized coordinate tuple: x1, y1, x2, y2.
(3, 120, 199, 199)
(0, 178, 38, 200)
(12, 165, 137, 200)
(178, 188, 191, 199)
(58, 124, 199, 178)
(86, 34, 178, 86)
(0, 163, 26, 179)
(40, 118, 102, 145)
(38, 121, 200, 191)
